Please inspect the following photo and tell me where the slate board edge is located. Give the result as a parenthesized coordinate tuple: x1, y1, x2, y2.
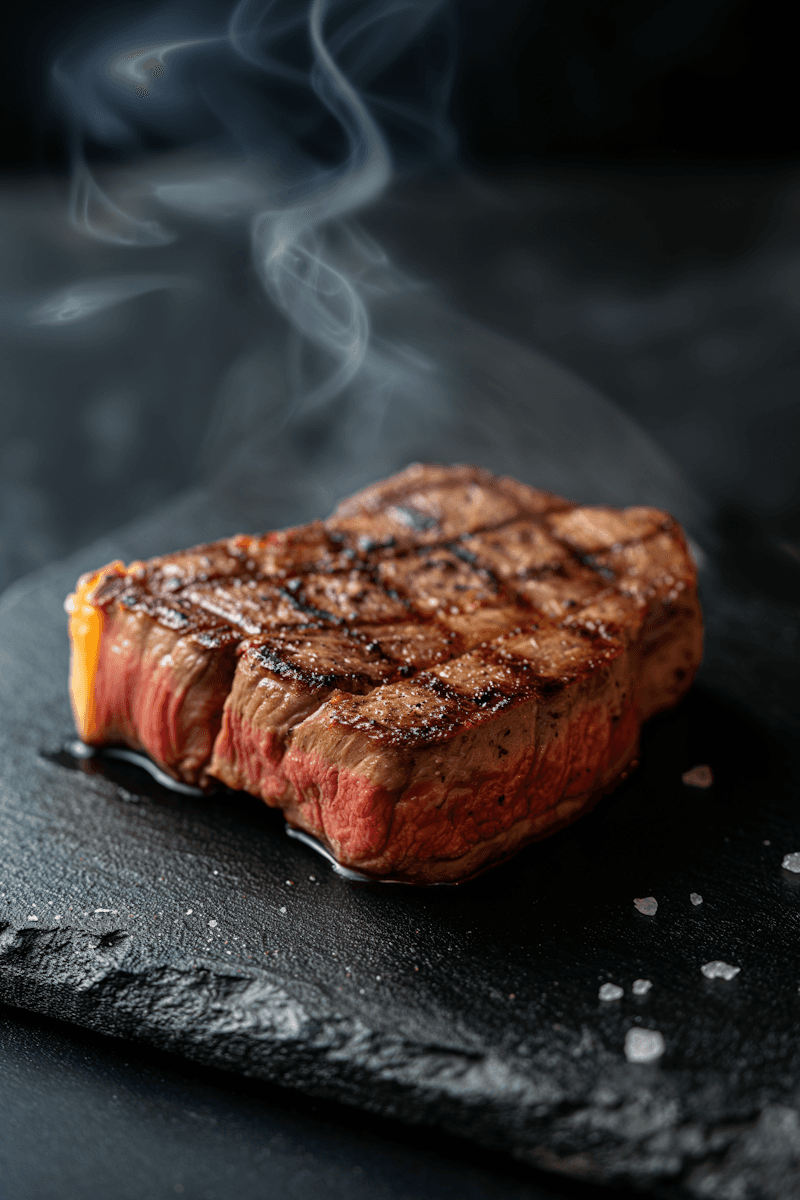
(4, 930, 799, 1200)
(0, 944, 611, 1185)
(0, 927, 747, 1200)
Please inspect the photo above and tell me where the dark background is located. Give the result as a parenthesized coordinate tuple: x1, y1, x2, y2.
(456, 0, 797, 165)
(3, 0, 799, 172)
(1, 5, 799, 1199)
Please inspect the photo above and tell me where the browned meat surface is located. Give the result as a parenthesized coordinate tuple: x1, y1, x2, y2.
(67, 464, 703, 883)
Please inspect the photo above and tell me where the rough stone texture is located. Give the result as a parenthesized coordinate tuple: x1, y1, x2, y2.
(1, 487, 799, 1199)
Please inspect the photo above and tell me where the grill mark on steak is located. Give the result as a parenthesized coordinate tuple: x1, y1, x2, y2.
(573, 552, 616, 582)
(276, 583, 342, 625)
(445, 541, 479, 565)
(375, 547, 502, 621)
(92, 498, 679, 706)
(250, 626, 402, 695)
(356, 535, 396, 553)
(314, 631, 599, 749)
(317, 615, 628, 751)
(322, 679, 477, 747)
(254, 644, 342, 691)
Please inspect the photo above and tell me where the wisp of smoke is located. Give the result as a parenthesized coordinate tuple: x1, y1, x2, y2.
(46, 0, 457, 420)
(28, 0, 706, 541)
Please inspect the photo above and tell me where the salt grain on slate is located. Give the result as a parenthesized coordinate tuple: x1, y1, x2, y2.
(682, 764, 713, 788)
(782, 852, 800, 873)
(690, 893, 703, 906)
(624, 1028, 665, 1063)
(632, 979, 652, 996)
(599, 983, 624, 1002)
(701, 961, 740, 981)
(634, 897, 658, 916)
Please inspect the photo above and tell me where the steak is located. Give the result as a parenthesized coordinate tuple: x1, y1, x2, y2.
(66, 464, 702, 883)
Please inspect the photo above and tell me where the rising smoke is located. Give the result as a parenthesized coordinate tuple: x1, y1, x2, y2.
(47, 0, 456, 419)
(11, 0, 705, 555)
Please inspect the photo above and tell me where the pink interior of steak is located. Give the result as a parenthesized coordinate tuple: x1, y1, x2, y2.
(81, 464, 701, 873)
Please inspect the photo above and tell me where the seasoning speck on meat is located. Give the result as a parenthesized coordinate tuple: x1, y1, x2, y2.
(66, 464, 703, 884)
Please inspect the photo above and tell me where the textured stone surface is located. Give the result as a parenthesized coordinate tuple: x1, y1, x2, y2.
(1, 486, 799, 1199)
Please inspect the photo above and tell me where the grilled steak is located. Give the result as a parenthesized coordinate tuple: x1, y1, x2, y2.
(66, 465, 702, 883)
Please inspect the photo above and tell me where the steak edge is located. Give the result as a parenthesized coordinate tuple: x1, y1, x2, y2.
(66, 464, 702, 883)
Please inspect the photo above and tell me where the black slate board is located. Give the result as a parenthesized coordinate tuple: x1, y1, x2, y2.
(0, 998, 586, 1200)
(1, 486, 800, 1200)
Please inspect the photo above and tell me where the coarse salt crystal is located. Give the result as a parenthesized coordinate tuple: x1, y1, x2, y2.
(701, 960, 740, 981)
(279, 906, 287, 914)
(632, 979, 652, 996)
(599, 983, 624, 1002)
(782, 853, 800, 873)
(690, 893, 703, 906)
(624, 1028, 665, 1063)
(634, 897, 658, 916)
(208, 919, 218, 928)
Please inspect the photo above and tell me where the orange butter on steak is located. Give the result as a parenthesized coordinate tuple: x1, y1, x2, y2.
(66, 464, 702, 883)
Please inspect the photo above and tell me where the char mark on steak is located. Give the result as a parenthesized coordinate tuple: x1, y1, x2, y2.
(67, 463, 702, 883)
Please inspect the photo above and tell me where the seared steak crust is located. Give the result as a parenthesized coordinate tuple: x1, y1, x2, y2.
(67, 465, 702, 882)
